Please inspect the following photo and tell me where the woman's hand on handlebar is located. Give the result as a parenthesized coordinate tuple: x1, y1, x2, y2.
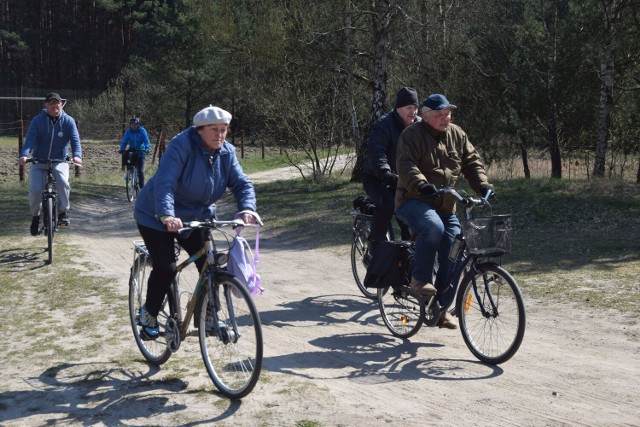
(162, 216, 183, 232)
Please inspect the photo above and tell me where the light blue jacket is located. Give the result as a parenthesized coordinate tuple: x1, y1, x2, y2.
(119, 125, 151, 155)
(20, 109, 82, 160)
(134, 127, 256, 231)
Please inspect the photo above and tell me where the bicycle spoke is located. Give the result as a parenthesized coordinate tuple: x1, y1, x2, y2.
(457, 265, 525, 364)
(378, 286, 423, 338)
(128, 248, 173, 365)
(199, 276, 262, 399)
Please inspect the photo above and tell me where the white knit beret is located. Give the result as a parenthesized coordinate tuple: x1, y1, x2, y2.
(193, 105, 232, 127)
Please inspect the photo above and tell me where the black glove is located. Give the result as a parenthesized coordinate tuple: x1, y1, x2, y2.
(118, 150, 124, 154)
(417, 182, 438, 196)
(382, 171, 398, 188)
(480, 186, 496, 199)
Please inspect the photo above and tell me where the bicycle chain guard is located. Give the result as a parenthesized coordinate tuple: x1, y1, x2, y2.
(166, 317, 181, 352)
(423, 299, 441, 327)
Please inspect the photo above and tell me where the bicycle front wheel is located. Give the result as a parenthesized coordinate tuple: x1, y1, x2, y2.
(133, 167, 140, 197)
(199, 274, 263, 399)
(378, 285, 424, 338)
(128, 252, 174, 365)
(125, 167, 135, 202)
(351, 220, 376, 299)
(44, 198, 54, 264)
(456, 263, 525, 365)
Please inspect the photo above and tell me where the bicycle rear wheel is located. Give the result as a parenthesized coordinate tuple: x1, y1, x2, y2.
(199, 274, 263, 399)
(456, 263, 525, 365)
(128, 250, 174, 365)
(44, 198, 54, 264)
(378, 285, 424, 338)
(125, 167, 135, 202)
(351, 219, 376, 299)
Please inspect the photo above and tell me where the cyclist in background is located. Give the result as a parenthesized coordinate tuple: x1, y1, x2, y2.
(395, 93, 495, 329)
(18, 92, 83, 235)
(133, 105, 258, 339)
(119, 116, 151, 188)
(362, 87, 421, 253)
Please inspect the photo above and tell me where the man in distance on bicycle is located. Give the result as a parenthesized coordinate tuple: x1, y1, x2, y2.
(395, 94, 494, 329)
(133, 105, 258, 339)
(362, 87, 420, 252)
(118, 115, 152, 188)
(18, 92, 83, 236)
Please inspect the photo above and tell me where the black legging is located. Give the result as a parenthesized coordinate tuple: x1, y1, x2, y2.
(363, 179, 411, 243)
(137, 224, 206, 317)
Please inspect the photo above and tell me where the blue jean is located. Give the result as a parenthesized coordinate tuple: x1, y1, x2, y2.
(28, 162, 70, 216)
(395, 199, 460, 304)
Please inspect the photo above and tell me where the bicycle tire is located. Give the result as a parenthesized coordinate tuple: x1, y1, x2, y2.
(456, 263, 525, 365)
(125, 167, 135, 202)
(199, 273, 263, 399)
(133, 167, 140, 198)
(377, 285, 424, 338)
(128, 253, 174, 365)
(351, 219, 376, 299)
(44, 198, 54, 264)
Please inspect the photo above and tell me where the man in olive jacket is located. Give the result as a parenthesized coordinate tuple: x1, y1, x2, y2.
(395, 94, 494, 329)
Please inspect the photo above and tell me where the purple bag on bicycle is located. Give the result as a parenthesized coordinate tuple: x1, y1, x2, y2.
(227, 230, 263, 296)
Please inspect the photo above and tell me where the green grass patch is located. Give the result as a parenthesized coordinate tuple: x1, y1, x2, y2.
(236, 145, 354, 174)
(254, 176, 640, 312)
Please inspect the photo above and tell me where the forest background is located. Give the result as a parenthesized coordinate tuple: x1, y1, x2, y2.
(0, 0, 639, 182)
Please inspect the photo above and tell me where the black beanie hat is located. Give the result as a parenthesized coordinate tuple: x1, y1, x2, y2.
(395, 87, 419, 109)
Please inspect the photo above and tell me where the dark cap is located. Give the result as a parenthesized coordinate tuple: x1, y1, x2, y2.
(395, 87, 419, 109)
(130, 116, 140, 124)
(45, 92, 62, 103)
(422, 94, 457, 111)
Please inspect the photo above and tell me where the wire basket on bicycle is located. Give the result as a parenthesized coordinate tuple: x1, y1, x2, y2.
(462, 213, 512, 257)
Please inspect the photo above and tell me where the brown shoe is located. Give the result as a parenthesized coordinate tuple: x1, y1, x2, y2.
(437, 311, 458, 329)
(410, 278, 436, 296)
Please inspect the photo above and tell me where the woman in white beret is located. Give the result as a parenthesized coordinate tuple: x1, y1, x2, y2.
(133, 105, 258, 339)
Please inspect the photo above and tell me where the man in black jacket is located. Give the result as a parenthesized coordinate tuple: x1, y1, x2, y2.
(362, 87, 420, 250)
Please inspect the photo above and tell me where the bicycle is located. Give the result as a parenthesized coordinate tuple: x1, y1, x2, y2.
(376, 188, 525, 365)
(25, 157, 73, 265)
(124, 149, 141, 202)
(128, 217, 263, 399)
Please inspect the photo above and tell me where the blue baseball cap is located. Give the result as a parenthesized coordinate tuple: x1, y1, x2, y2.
(422, 94, 457, 111)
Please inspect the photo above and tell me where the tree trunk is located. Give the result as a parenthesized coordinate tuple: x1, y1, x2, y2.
(592, 1, 617, 178)
(547, 0, 562, 179)
(351, 0, 391, 182)
(519, 133, 531, 179)
(344, 1, 360, 152)
(593, 56, 615, 178)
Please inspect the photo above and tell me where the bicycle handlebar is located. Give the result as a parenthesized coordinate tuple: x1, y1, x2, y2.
(179, 218, 262, 233)
(25, 157, 82, 167)
(436, 187, 492, 220)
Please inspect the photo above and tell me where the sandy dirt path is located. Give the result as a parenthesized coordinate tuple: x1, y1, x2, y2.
(1, 166, 639, 426)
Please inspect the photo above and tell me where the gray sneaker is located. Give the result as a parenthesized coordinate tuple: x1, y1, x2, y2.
(58, 211, 70, 226)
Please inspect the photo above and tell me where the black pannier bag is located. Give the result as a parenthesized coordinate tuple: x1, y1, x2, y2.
(363, 241, 413, 289)
(352, 196, 376, 215)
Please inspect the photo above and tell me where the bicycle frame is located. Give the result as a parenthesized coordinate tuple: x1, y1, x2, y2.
(42, 166, 58, 230)
(165, 230, 230, 349)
